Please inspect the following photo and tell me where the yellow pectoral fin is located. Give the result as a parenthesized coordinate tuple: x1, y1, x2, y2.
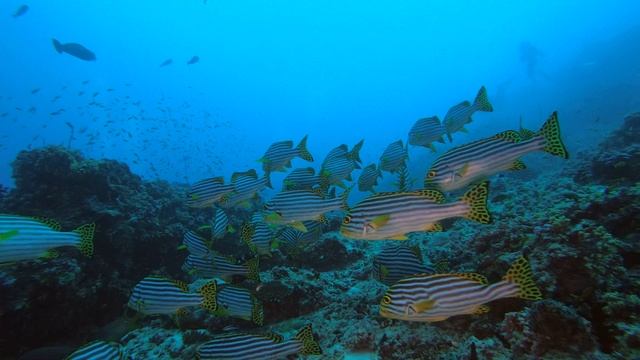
(456, 163, 470, 178)
(176, 244, 187, 251)
(291, 222, 308, 233)
(389, 234, 408, 240)
(413, 299, 436, 313)
(0, 230, 19, 242)
(371, 214, 390, 228)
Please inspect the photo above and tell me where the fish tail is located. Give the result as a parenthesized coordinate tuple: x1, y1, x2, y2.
(473, 86, 493, 112)
(538, 111, 569, 159)
(241, 224, 258, 254)
(251, 295, 264, 326)
(263, 172, 273, 189)
(199, 280, 218, 312)
(295, 324, 322, 355)
(461, 181, 492, 224)
(74, 223, 95, 257)
(245, 257, 261, 282)
(340, 187, 352, 211)
(348, 139, 364, 163)
(296, 135, 314, 162)
(52, 38, 63, 53)
(503, 256, 543, 300)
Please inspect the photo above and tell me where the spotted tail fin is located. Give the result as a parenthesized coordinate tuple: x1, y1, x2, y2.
(538, 111, 569, 159)
(245, 257, 260, 282)
(503, 256, 542, 300)
(296, 135, 314, 162)
(296, 324, 322, 355)
(74, 223, 95, 257)
(199, 280, 218, 312)
(473, 86, 493, 112)
(460, 181, 492, 224)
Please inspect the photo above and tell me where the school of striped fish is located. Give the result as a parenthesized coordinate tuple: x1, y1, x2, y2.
(0, 85, 570, 358)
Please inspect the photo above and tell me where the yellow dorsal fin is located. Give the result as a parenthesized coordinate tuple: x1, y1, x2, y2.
(32, 217, 62, 231)
(417, 189, 445, 203)
(451, 273, 488, 284)
(473, 305, 490, 315)
(172, 280, 189, 292)
(494, 130, 522, 143)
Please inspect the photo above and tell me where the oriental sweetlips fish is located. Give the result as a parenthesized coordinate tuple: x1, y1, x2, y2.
(379, 140, 408, 174)
(186, 177, 234, 208)
(241, 213, 275, 256)
(379, 256, 542, 322)
(357, 163, 382, 193)
(263, 188, 349, 232)
(127, 276, 217, 315)
(320, 140, 363, 189)
(196, 324, 322, 360)
(340, 182, 490, 240)
(219, 170, 272, 209)
(283, 167, 321, 191)
(425, 111, 569, 192)
(65, 341, 122, 360)
(259, 135, 314, 173)
(214, 285, 264, 325)
(0, 215, 94, 264)
(443, 86, 493, 141)
(408, 116, 446, 152)
(373, 243, 435, 285)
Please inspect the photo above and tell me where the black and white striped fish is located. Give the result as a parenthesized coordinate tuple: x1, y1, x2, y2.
(263, 189, 349, 231)
(66, 340, 122, 360)
(425, 112, 568, 192)
(220, 170, 272, 209)
(443, 86, 493, 142)
(379, 256, 542, 322)
(182, 253, 260, 282)
(259, 135, 314, 173)
(320, 140, 364, 188)
(357, 164, 382, 193)
(196, 324, 322, 360)
(277, 220, 323, 255)
(187, 177, 234, 208)
(379, 140, 408, 174)
(340, 181, 490, 240)
(215, 285, 264, 325)
(282, 167, 321, 191)
(127, 276, 217, 315)
(241, 214, 274, 256)
(373, 243, 435, 285)
(182, 231, 210, 257)
(211, 208, 232, 240)
(0, 215, 94, 264)
(408, 116, 446, 152)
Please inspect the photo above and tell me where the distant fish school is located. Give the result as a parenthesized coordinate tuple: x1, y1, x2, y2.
(1, 84, 569, 356)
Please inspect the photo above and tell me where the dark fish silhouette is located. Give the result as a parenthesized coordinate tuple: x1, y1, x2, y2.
(160, 59, 173, 67)
(52, 38, 96, 61)
(12, 5, 29, 18)
(187, 56, 200, 65)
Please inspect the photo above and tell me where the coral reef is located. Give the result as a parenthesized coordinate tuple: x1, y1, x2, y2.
(1, 112, 639, 359)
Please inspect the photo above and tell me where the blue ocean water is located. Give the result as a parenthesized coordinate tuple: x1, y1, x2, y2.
(1, 1, 640, 359)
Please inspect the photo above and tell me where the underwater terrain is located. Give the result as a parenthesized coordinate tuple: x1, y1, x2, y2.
(1, 2, 640, 360)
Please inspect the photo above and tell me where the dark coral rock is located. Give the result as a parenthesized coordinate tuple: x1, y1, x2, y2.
(0, 147, 209, 358)
(500, 300, 597, 357)
(285, 237, 363, 271)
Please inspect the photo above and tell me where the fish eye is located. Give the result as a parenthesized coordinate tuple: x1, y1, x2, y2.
(381, 295, 391, 305)
(428, 170, 437, 178)
(343, 215, 352, 224)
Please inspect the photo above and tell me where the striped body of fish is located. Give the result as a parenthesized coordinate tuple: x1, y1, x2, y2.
(183, 231, 210, 257)
(443, 86, 493, 141)
(320, 141, 363, 188)
(187, 177, 234, 208)
(322, 140, 363, 165)
(379, 140, 408, 174)
(283, 167, 321, 191)
(408, 116, 446, 151)
(373, 243, 435, 285)
(183, 253, 260, 282)
(215, 285, 264, 325)
(241, 214, 274, 256)
(277, 220, 323, 255)
(379, 257, 542, 322)
(357, 164, 382, 193)
(259, 135, 313, 173)
(263, 189, 348, 230)
(66, 340, 121, 360)
(220, 170, 272, 209)
(127, 276, 217, 315)
(0, 214, 94, 264)
(211, 208, 230, 240)
(196, 324, 322, 360)
(340, 181, 491, 240)
(426, 112, 569, 192)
